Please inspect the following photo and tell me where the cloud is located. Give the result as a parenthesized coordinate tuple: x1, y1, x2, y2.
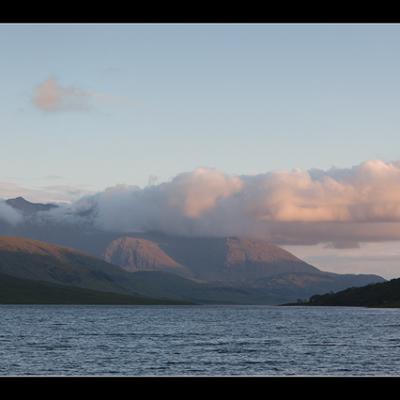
(36, 160, 400, 245)
(0, 201, 22, 226)
(32, 78, 91, 112)
(0, 181, 93, 204)
(324, 241, 361, 250)
(283, 241, 400, 279)
(10, 159, 400, 246)
(160, 168, 243, 218)
(32, 78, 136, 113)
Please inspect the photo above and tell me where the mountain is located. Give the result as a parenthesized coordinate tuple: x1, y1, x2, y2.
(103, 234, 321, 283)
(0, 236, 292, 304)
(0, 196, 386, 302)
(0, 233, 385, 304)
(0, 236, 140, 295)
(0, 236, 200, 302)
(101, 234, 384, 294)
(3, 213, 383, 294)
(0, 271, 189, 305)
(103, 237, 192, 277)
(291, 278, 400, 308)
(159, 235, 321, 283)
(5, 197, 58, 215)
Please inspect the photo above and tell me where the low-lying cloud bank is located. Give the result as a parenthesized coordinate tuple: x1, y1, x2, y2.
(44, 159, 400, 246)
(0, 181, 93, 204)
(0, 201, 23, 226)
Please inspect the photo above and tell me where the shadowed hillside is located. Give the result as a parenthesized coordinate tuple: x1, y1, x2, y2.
(291, 278, 400, 308)
(0, 272, 190, 305)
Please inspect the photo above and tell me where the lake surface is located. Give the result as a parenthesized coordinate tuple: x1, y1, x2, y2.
(0, 305, 399, 376)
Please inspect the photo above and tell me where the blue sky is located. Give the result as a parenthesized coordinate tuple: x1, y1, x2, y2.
(1, 23, 400, 191)
(2, 24, 400, 278)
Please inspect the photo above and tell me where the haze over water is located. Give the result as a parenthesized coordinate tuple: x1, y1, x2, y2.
(1, 305, 399, 376)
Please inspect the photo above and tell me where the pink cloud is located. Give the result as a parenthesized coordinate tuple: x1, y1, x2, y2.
(32, 78, 91, 112)
(46, 160, 400, 246)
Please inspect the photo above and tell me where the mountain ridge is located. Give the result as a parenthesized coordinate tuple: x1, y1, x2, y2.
(5, 196, 58, 215)
(103, 233, 384, 290)
(0, 236, 301, 304)
(0, 232, 386, 304)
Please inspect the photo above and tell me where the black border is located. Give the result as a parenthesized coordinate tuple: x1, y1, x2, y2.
(1, 3, 400, 23)
(0, 376, 398, 394)
(1, 7, 399, 392)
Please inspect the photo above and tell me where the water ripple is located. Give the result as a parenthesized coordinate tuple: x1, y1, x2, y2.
(0, 305, 399, 376)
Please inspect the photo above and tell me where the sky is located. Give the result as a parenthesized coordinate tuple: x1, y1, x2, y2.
(1, 23, 400, 278)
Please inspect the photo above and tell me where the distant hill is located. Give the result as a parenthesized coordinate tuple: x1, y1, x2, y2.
(290, 278, 400, 308)
(5, 197, 58, 215)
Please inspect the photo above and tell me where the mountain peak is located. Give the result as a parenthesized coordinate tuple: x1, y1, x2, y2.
(224, 236, 308, 266)
(6, 197, 58, 214)
(103, 236, 192, 277)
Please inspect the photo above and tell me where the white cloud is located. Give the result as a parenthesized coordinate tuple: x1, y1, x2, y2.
(49, 160, 400, 245)
(0, 181, 93, 204)
(8, 160, 400, 247)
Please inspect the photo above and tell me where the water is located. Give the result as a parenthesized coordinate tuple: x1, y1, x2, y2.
(0, 305, 399, 376)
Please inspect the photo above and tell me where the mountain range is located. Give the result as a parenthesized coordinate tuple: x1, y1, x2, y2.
(0, 197, 387, 304)
(0, 236, 292, 304)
